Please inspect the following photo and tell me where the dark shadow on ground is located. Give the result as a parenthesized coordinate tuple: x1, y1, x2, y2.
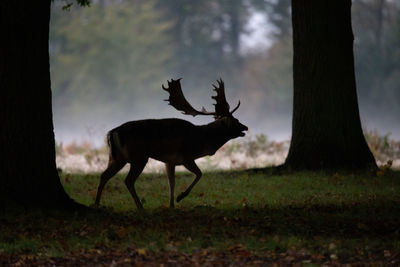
(2, 198, 399, 242)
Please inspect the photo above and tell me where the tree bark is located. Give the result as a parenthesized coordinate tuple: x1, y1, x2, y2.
(0, 1, 74, 206)
(284, 0, 377, 170)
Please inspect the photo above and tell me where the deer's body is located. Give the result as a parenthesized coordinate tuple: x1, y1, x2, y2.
(94, 79, 247, 209)
(111, 118, 234, 165)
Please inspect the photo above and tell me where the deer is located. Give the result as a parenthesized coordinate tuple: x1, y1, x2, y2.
(94, 78, 248, 210)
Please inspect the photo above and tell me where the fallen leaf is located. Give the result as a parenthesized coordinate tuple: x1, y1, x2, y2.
(138, 248, 146, 256)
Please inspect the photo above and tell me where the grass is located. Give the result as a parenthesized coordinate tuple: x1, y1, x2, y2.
(1, 169, 400, 264)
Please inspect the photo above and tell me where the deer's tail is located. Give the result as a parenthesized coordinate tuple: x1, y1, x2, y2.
(107, 130, 121, 159)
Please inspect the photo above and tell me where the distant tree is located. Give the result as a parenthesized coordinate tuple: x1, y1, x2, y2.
(353, 0, 400, 116)
(264, 0, 292, 39)
(284, 0, 376, 170)
(155, 0, 256, 86)
(240, 36, 293, 115)
(0, 0, 88, 207)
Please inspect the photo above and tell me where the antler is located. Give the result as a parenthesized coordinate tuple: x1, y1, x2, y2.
(211, 79, 241, 118)
(162, 78, 213, 117)
(162, 78, 241, 118)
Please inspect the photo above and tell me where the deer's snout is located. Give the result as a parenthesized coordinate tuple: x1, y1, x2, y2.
(239, 123, 248, 137)
(240, 122, 248, 131)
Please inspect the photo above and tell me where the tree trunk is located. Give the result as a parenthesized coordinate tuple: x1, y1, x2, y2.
(284, 0, 376, 170)
(228, 2, 240, 60)
(0, 1, 74, 207)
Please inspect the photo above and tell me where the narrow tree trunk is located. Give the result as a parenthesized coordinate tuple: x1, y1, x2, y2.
(228, 2, 240, 60)
(284, 0, 376, 170)
(0, 1, 74, 207)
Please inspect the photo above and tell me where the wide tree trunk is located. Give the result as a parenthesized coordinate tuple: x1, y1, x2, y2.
(0, 1, 74, 206)
(284, 0, 377, 170)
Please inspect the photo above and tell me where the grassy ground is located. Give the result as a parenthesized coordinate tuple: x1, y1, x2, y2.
(1, 169, 400, 265)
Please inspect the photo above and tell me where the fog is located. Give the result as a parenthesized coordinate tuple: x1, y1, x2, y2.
(50, 0, 400, 147)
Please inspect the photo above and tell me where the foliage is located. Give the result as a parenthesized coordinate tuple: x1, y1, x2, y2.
(239, 36, 293, 114)
(50, 0, 175, 121)
(1, 171, 400, 265)
(226, 134, 287, 158)
(365, 129, 400, 163)
(54, 129, 400, 173)
(50, 0, 400, 138)
(153, 0, 262, 86)
(59, 0, 90, 11)
(54, 134, 290, 173)
(353, 0, 400, 115)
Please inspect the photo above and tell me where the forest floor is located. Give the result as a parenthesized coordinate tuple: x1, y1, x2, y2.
(1, 169, 400, 266)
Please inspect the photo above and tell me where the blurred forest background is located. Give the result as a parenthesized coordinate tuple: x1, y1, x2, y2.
(50, 0, 400, 146)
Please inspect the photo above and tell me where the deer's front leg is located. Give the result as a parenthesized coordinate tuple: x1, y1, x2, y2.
(165, 163, 176, 208)
(125, 159, 148, 210)
(177, 161, 202, 202)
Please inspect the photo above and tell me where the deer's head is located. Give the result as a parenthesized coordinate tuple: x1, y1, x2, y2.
(162, 78, 248, 138)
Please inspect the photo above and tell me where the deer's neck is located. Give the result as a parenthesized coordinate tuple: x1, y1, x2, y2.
(198, 120, 232, 155)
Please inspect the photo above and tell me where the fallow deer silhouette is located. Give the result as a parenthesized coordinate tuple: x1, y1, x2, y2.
(94, 78, 248, 209)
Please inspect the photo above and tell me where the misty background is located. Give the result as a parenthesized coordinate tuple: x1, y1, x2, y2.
(49, 0, 400, 147)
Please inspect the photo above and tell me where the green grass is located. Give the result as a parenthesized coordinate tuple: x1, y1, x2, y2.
(1, 169, 400, 262)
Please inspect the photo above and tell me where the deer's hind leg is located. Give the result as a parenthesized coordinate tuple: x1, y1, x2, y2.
(177, 161, 202, 202)
(165, 163, 176, 208)
(125, 158, 148, 210)
(95, 159, 126, 207)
